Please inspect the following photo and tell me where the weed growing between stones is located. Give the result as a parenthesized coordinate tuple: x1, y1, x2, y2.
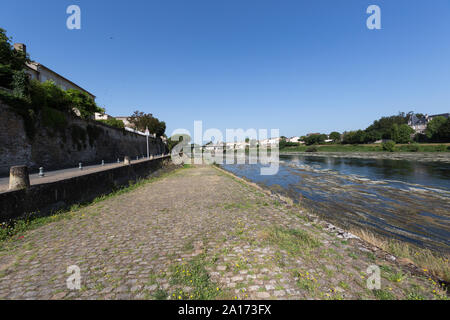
(262, 227, 322, 256)
(168, 255, 221, 300)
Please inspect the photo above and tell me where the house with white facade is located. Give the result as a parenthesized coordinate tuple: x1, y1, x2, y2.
(15, 43, 96, 101)
(408, 113, 450, 134)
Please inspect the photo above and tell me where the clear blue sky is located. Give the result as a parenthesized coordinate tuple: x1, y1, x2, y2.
(2, 0, 449, 139)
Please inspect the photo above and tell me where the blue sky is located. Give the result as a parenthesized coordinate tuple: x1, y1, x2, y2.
(2, 0, 450, 139)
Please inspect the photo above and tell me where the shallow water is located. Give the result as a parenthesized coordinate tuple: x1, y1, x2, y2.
(222, 154, 450, 253)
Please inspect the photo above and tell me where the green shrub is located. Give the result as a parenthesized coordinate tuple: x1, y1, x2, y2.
(66, 89, 103, 119)
(382, 140, 396, 152)
(98, 118, 125, 129)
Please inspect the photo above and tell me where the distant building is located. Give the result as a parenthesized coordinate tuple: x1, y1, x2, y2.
(287, 136, 300, 143)
(408, 113, 450, 134)
(14, 43, 96, 101)
(94, 112, 113, 121)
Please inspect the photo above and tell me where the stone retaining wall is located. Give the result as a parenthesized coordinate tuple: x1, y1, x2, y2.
(0, 156, 175, 222)
(0, 102, 168, 176)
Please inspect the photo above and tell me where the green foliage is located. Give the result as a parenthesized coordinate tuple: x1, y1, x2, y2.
(279, 137, 299, 149)
(426, 117, 450, 142)
(169, 256, 221, 300)
(98, 118, 124, 129)
(11, 70, 29, 98)
(30, 80, 71, 112)
(0, 28, 28, 89)
(340, 112, 411, 145)
(329, 131, 341, 142)
(342, 130, 365, 145)
(365, 112, 408, 140)
(66, 89, 103, 119)
(426, 116, 446, 139)
(382, 140, 396, 152)
(128, 110, 166, 136)
(305, 134, 327, 145)
(373, 289, 395, 300)
(391, 123, 414, 144)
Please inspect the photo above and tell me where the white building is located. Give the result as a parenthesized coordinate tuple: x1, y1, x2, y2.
(287, 136, 301, 143)
(408, 113, 450, 134)
(14, 43, 96, 101)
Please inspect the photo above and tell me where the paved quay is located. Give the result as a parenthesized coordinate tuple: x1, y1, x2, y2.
(0, 165, 445, 300)
(0, 155, 168, 193)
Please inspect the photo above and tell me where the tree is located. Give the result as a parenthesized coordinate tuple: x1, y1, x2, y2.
(396, 124, 414, 144)
(0, 28, 28, 89)
(342, 130, 365, 144)
(329, 132, 341, 143)
(426, 116, 447, 141)
(128, 110, 166, 136)
(436, 119, 450, 142)
(305, 134, 327, 145)
(365, 113, 408, 140)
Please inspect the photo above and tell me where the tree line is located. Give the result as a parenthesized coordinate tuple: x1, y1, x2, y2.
(297, 112, 449, 146)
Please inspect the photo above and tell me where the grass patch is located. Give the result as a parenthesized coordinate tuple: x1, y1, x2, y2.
(388, 272, 405, 283)
(152, 288, 168, 300)
(168, 255, 221, 300)
(294, 270, 319, 293)
(372, 289, 395, 300)
(351, 229, 450, 283)
(261, 227, 322, 256)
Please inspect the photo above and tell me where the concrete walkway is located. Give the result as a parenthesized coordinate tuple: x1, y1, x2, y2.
(0, 165, 444, 300)
(0, 155, 168, 193)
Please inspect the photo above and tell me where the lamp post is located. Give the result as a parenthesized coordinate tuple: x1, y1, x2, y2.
(145, 126, 150, 159)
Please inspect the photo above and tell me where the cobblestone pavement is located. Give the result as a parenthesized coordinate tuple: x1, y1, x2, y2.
(0, 165, 446, 300)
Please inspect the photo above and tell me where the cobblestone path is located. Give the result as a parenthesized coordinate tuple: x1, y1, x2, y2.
(0, 166, 445, 300)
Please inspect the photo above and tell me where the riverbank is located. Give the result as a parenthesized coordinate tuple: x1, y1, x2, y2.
(280, 151, 450, 163)
(280, 143, 450, 154)
(0, 165, 447, 300)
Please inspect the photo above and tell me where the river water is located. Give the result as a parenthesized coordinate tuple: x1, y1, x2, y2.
(222, 154, 450, 253)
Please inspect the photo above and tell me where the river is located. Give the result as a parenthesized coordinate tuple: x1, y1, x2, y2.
(221, 154, 450, 253)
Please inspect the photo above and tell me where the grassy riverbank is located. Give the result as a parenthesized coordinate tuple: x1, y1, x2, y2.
(280, 143, 450, 153)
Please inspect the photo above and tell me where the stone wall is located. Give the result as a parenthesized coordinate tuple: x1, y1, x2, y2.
(0, 156, 176, 222)
(0, 102, 167, 177)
